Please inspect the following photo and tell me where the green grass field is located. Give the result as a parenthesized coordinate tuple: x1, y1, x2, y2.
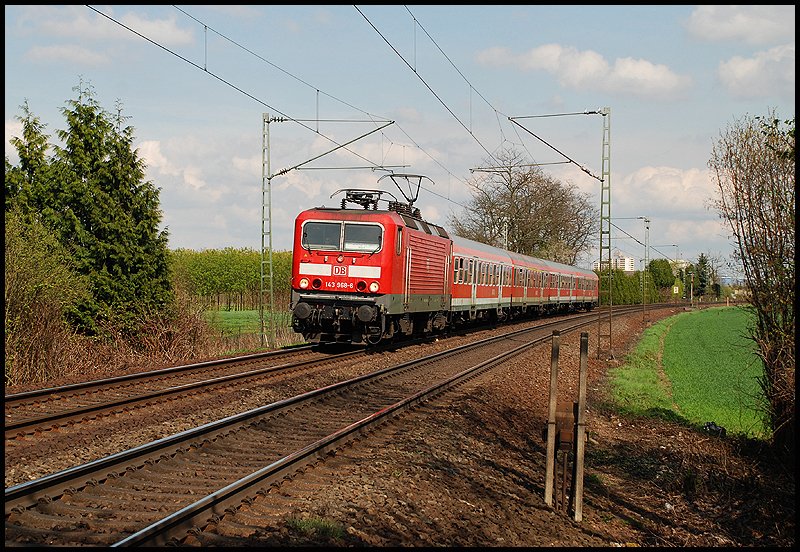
(204, 309, 292, 336)
(609, 306, 768, 439)
(208, 306, 770, 439)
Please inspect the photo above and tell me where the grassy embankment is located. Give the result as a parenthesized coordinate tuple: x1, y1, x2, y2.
(208, 306, 769, 438)
(204, 309, 301, 350)
(609, 306, 768, 439)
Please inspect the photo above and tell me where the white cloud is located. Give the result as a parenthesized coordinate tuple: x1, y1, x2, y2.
(476, 44, 691, 100)
(139, 139, 222, 199)
(23, 6, 194, 46)
(25, 44, 109, 66)
(284, 171, 324, 200)
(232, 155, 261, 177)
(616, 166, 717, 219)
(117, 12, 194, 46)
(138, 140, 180, 177)
(12, 6, 194, 69)
(606, 166, 736, 261)
(717, 44, 795, 100)
(5, 119, 24, 164)
(181, 166, 208, 192)
(686, 5, 795, 46)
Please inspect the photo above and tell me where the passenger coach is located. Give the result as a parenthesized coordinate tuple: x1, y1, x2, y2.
(290, 187, 599, 345)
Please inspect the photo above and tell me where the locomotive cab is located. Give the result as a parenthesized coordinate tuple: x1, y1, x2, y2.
(290, 188, 452, 345)
(291, 210, 391, 344)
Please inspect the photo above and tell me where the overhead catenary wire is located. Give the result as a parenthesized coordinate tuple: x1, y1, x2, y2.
(164, 5, 475, 210)
(355, 5, 501, 167)
(611, 222, 675, 261)
(399, 6, 602, 180)
(86, 5, 394, 175)
(402, 5, 535, 162)
(171, 4, 473, 195)
(88, 5, 589, 216)
(508, 115, 603, 182)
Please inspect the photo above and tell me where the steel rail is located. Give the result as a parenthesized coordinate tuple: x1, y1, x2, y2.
(3, 310, 597, 439)
(5, 310, 612, 516)
(3, 348, 361, 440)
(4, 344, 314, 403)
(113, 314, 603, 546)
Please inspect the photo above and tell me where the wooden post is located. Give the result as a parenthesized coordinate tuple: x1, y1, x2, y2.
(544, 330, 560, 506)
(572, 332, 589, 521)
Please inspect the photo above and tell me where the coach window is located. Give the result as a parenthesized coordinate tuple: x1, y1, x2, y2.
(468, 259, 474, 284)
(302, 221, 341, 250)
(343, 223, 383, 252)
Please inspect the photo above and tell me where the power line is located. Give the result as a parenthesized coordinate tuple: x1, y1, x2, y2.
(86, 5, 394, 174)
(395, 6, 602, 179)
(168, 5, 474, 211)
(86, 5, 488, 215)
(402, 5, 498, 116)
(508, 114, 603, 182)
(401, 5, 535, 162)
(355, 5, 500, 166)
(172, 5, 386, 123)
(611, 222, 675, 261)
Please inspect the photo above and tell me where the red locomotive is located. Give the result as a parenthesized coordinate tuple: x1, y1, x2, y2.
(290, 175, 598, 345)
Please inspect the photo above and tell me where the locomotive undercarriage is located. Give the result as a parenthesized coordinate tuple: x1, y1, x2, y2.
(292, 293, 598, 346)
(291, 294, 449, 346)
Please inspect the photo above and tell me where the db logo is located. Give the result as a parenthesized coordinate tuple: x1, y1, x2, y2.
(333, 265, 348, 276)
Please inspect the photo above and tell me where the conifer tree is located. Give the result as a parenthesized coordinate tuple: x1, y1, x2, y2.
(7, 80, 173, 337)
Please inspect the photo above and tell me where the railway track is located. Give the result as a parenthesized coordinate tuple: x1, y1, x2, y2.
(4, 344, 373, 440)
(5, 307, 652, 547)
(4, 307, 617, 441)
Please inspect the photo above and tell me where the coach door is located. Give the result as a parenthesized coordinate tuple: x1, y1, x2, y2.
(469, 258, 477, 318)
(522, 268, 528, 306)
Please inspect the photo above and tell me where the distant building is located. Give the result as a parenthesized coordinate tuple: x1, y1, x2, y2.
(671, 258, 690, 274)
(593, 251, 636, 273)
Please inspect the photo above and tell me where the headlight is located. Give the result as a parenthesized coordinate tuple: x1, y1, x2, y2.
(369, 281, 380, 293)
(299, 278, 309, 289)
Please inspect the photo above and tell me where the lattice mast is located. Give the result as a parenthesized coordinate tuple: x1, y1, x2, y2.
(596, 108, 613, 359)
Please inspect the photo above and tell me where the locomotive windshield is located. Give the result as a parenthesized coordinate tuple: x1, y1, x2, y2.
(302, 221, 383, 252)
(302, 221, 341, 250)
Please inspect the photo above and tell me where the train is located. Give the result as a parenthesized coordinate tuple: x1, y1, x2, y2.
(290, 178, 599, 345)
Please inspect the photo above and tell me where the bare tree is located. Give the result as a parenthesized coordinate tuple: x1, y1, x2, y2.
(448, 148, 597, 265)
(708, 110, 795, 455)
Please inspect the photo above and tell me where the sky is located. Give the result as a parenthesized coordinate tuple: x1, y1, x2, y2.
(5, 5, 795, 277)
